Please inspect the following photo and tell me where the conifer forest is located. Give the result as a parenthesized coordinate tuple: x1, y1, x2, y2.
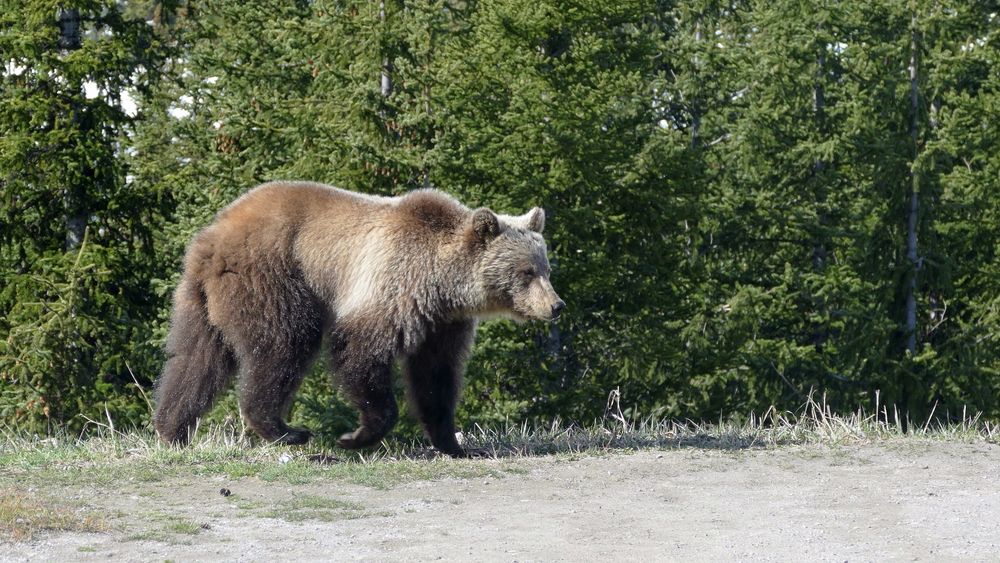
(2, 0, 1000, 436)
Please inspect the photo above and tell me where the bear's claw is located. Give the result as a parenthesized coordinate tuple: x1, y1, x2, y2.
(337, 427, 382, 450)
(274, 427, 312, 445)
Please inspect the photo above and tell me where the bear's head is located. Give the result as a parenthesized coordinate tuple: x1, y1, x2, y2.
(470, 207, 565, 322)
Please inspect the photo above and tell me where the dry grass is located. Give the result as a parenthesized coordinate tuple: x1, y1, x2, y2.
(0, 392, 996, 486)
(0, 489, 107, 543)
(1, 392, 997, 462)
(458, 391, 1000, 457)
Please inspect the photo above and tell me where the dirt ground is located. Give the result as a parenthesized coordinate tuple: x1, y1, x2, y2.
(6, 440, 999, 562)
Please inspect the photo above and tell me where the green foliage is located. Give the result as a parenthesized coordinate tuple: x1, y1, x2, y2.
(647, 0, 1000, 421)
(0, 0, 172, 431)
(3, 0, 1000, 437)
(0, 233, 157, 428)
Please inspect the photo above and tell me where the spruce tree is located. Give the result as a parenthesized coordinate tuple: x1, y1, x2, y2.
(0, 0, 174, 430)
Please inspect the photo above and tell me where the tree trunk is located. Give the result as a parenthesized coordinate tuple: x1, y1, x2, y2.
(691, 20, 702, 149)
(812, 45, 828, 352)
(380, 1, 392, 99)
(905, 14, 920, 356)
(59, 8, 86, 251)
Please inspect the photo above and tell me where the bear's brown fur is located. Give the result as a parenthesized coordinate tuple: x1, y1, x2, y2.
(153, 181, 564, 456)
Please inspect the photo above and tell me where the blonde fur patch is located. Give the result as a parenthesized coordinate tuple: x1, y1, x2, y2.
(336, 233, 393, 318)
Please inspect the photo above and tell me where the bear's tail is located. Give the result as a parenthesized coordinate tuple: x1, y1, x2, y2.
(153, 279, 235, 445)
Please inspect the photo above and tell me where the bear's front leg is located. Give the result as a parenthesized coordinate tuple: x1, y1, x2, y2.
(403, 320, 475, 458)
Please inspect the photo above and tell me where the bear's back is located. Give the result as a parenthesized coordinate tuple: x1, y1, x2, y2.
(220, 181, 391, 226)
(228, 183, 470, 319)
(183, 182, 388, 294)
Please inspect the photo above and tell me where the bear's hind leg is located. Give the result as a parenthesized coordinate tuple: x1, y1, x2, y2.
(234, 311, 323, 445)
(213, 261, 324, 445)
(237, 336, 321, 445)
(403, 320, 474, 457)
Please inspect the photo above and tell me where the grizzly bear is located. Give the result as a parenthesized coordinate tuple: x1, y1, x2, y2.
(153, 181, 564, 457)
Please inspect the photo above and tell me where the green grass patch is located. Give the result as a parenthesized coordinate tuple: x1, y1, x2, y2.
(253, 456, 522, 489)
(126, 513, 204, 543)
(259, 494, 365, 522)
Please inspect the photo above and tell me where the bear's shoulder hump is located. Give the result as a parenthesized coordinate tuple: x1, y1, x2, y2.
(395, 189, 467, 233)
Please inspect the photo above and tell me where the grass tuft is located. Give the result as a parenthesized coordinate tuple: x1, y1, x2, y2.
(0, 488, 107, 542)
(258, 494, 366, 522)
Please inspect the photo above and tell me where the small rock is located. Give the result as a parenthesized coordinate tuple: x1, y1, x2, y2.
(219, 488, 231, 497)
(278, 453, 293, 464)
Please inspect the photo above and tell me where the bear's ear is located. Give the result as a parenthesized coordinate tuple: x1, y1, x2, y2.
(498, 208, 545, 233)
(525, 207, 545, 234)
(472, 208, 501, 240)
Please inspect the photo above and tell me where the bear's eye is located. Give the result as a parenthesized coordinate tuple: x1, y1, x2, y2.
(519, 267, 536, 280)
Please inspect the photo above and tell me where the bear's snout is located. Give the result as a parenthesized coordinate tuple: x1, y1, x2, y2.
(551, 300, 566, 319)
